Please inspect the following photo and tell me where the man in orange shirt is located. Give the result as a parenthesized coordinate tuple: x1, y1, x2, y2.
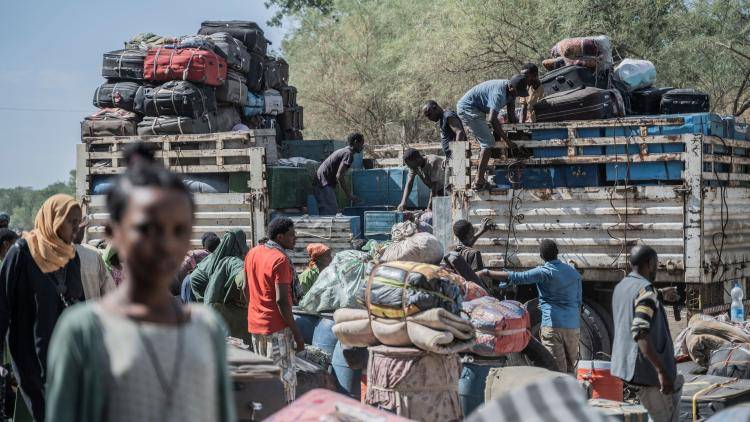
(245, 217, 305, 402)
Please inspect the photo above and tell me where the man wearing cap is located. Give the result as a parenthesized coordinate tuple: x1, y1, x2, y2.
(457, 74, 536, 190)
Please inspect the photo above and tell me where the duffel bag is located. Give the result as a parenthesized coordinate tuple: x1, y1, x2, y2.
(199, 20, 268, 55)
(264, 58, 283, 90)
(216, 70, 248, 106)
(708, 343, 750, 379)
(660, 88, 709, 114)
(280, 86, 297, 108)
(534, 87, 620, 122)
(205, 32, 251, 74)
(137, 114, 217, 135)
(142, 80, 217, 118)
(81, 108, 140, 137)
(93, 81, 145, 113)
(243, 91, 264, 117)
(124, 32, 178, 50)
(680, 375, 750, 420)
(213, 106, 242, 132)
(462, 296, 530, 356)
(164, 35, 226, 58)
(144, 47, 227, 87)
(263, 89, 283, 116)
(102, 49, 146, 81)
(628, 87, 673, 115)
(247, 52, 265, 91)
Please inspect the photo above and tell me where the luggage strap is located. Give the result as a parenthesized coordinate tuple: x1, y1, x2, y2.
(691, 379, 740, 421)
(183, 50, 196, 82)
(367, 384, 457, 394)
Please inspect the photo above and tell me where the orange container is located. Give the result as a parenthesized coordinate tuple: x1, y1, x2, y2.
(577, 360, 623, 401)
(360, 375, 367, 403)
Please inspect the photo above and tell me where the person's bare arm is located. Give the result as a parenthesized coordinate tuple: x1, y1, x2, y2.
(470, 217, 494, 246)
(398, 172, 416, 211)
(632, 285, 673, 393)
(276, 283, 304, 351)
(476, 269, 510, 281)
(447, 116, 466, 143)
(506, 98, 518, 124)
(489, 110, 507, 144)
(336, 163, 356, 203)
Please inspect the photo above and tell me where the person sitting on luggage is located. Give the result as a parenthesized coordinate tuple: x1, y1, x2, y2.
(397, 148, 445, 211)
(456, 74, 536, 190)
(298, 243, 333, 297)
(520, 63, 543, 122)
(314, 133, 364, 215)
(611, 246, 682, 422)
(422, 100, 466, 160)
(477, 239, 582, 374)
(451, 218, 494, 272)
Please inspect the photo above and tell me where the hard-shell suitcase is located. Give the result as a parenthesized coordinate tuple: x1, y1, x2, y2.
(137, 114, 217, 135)
(199, 21, 269, 55)
(264, 89, 284, 116)
(628, 86, 674, 115)
(660, 88, 710, 114)
(92, 81, 145, 113)
(679, 374, 750, 421)
(81, 108, 140, 137)
(708, 344, 750, 379)
(144, 47, 227, 87)
(277, 58, 290, 87)
(102, 49, 147, 81)
(142, 80, 217, 118)
(227, 343, 286, 422)
(280, 106, 304, 131)
(534, 87, 619, 122)
(280, 86, 297, 108)
(264, 58, 283, 90)
(204, 32, 252, 74)
(246, 52, 265, 92)
(216, 70, 248, 106)
(540, 65, 597, 96)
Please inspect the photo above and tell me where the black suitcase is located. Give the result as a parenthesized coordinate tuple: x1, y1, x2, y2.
(279, 106, 303, 131)
(92, 81, 145, 113)
(708, 344, 750, 379)
(277, 58, 290, 87)
(81, 108, 141, 137)
(204, 32, 252, 74)
(680, 374, 750, 420)
(142, 80, 217, 118)
(199, 21, 268, 55)
(264, 58, 284, 90)
(660, 88, 710, 114)
(628, 86, 674, 115)
(102, 49, 146, 81)
(227, 343, 286, 422)
(246, 52, 265, 92)
(534, 87, 619, 122)
(137, 114, 217, 135)
(216, 70, 248, 106)
(540, 65, 596, 96)
(280, 86, 297, 108)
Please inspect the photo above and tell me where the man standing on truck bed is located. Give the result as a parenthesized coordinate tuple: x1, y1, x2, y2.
(397, 148, 445, 211)
(611, 245, 682, 422)
(457, 74, 536, 190)
(314, 132, 364, 215)
(422, 100, 466, 160)
(477, 239, 582, 373)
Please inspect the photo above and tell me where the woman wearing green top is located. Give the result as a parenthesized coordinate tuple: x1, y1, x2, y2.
(190, 229, 248, 302)
(45, 148, 235, 422)
(298, 243, 333, 297)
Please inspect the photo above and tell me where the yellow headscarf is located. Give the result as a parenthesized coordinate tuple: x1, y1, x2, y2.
(22, 194, 80, 273)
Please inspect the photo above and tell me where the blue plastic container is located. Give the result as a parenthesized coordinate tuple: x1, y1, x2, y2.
(364, 211, 405, 239)
(459, 360, 506, 416)
(311, 316, 338, 356)
(330, 341, 362, 399)
(293, 312, 320, 345)
(521, 166, 562, 189)
(351, 167, 430, 208)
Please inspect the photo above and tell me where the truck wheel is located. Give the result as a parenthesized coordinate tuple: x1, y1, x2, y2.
(504, 337, 559, 371)
(584, 300, 614, 342)
(582, 303, 612, 358)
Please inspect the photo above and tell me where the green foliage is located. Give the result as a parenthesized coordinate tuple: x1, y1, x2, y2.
(280, 0, 750, 146)
(0, 170, 76, 231)
(264, 0, 334, 27)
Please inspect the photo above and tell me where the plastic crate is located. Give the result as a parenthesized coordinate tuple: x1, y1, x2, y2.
(364, 211, 405, 238)
(351, 167, 430, 208)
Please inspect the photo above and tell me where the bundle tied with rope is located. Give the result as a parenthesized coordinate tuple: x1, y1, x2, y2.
(380, 221, 443, 264)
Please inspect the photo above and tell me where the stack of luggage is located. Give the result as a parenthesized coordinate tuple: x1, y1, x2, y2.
(82, 21, 303, 139)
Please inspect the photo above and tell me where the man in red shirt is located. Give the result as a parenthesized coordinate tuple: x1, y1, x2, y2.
(245, 217, 304, 402)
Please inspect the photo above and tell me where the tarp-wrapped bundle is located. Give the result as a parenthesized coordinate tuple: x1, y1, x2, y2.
(298, 250, 372, 314)
(680, 314, 750, 366)
(613, 59, 656, 92)
(462, 297, 530, 357)
(708, 343, 750, 379)
(380, 221, 443, 264)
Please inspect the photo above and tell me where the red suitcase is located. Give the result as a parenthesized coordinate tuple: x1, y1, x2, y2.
(144, 47, 227, 87)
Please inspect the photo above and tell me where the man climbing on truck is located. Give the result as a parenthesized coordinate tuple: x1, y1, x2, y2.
(314, 132, 364, 215)
(397, 148, 444, 211)
(422, 100, 466, 160)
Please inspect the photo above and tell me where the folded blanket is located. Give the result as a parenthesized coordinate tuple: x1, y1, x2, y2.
(333, 318, 379, 347)
(407, 308, 474, 341)
(371, 318, 413, 347)
(406, 322, 475, 354)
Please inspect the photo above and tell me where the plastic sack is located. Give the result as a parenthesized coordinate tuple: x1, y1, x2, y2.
(299, 250, 373, 313)
(462, 297, 530, 356)
(613, 59, 656, 92)
(380, 232, 443, 264)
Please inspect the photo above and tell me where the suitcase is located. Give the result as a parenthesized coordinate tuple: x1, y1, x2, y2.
(216, 70, 248, 106)
(280, 106, 304, 131)
(226, 343, 287, 422)
(534, 87, 619, 122)
(102, 49, 147, 81)
(243, 92, 265, 118)
(137, 114, 217, 135)
(263, 89, 283, 116)
(144, 47, 227, 87)
(213, 106, 242, 132)
(588, 398, 648, 421)
(628, 86, 674, 115)
(204, 32, 252, 74)
(246, 52, 265, 92)
(199, 20, 268, 55)
(679, 374, 750, 421)
(165, 35, 226, 59)
(294, 355, 336, 398)
(142, 80, 217, 118)
(264, 58, 283, 90)
(92, 81, 145, 113)
(277, 58, 290, 87)
(280, 86, 297, 108)
(540, 65, 597, 96)
(660, 88, 710, 114)
(81, 108, 140, 137)
(708, 344, 750, 379)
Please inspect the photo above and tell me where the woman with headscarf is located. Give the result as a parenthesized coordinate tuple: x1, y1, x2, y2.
(190, 229, 248, 303)
(298, 243, 333, 297)
(202, 229, 250, 342)
(0, 194, 83, 421)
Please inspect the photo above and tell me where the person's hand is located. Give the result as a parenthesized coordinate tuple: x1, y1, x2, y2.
(294, 334, 305, 352)
(349, 195, 359, 204)
(397, 203, 406, 212)
(658, 370, 675, 395)
(476, 270, 490, 281)
(479, 217, 495, 233)
(660, 287, 680, 303)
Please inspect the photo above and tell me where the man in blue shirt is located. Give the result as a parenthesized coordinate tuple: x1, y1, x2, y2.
(477, 239, 582, 373)
(457, 74, 537, 190)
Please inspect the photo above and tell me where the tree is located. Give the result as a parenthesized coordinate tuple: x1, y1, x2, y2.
(0, 170, 76, 231)
(264, 0, 334, 27)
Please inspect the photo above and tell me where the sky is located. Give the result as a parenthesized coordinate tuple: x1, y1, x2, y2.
(0, 0, 289, 188)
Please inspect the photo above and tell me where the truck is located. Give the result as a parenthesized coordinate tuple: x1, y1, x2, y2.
(432, 114, 750, 359)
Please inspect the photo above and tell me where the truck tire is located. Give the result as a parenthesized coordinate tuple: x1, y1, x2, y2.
(504, 337, 559, 371)
(582, 302, 612, 358)
(584, 300, 614, 342)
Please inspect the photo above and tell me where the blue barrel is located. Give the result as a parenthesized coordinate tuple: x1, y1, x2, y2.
(331, 341, 362, 399)
(293, 312, 320, 345)
(459, 360, 506, 416)
(311, 316, 337, 356)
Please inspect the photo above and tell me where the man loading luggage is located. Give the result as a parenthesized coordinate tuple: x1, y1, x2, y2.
(611, 245, 682, 422)
(397, 148, 445, 211)
(477, 239, 582, 373)
(422, 100, 466, 160)
(451, 218, 494, 272)
(314, 132, 364, 215)
(520, 63, 544, 122)
(457, 74, 536, 190)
